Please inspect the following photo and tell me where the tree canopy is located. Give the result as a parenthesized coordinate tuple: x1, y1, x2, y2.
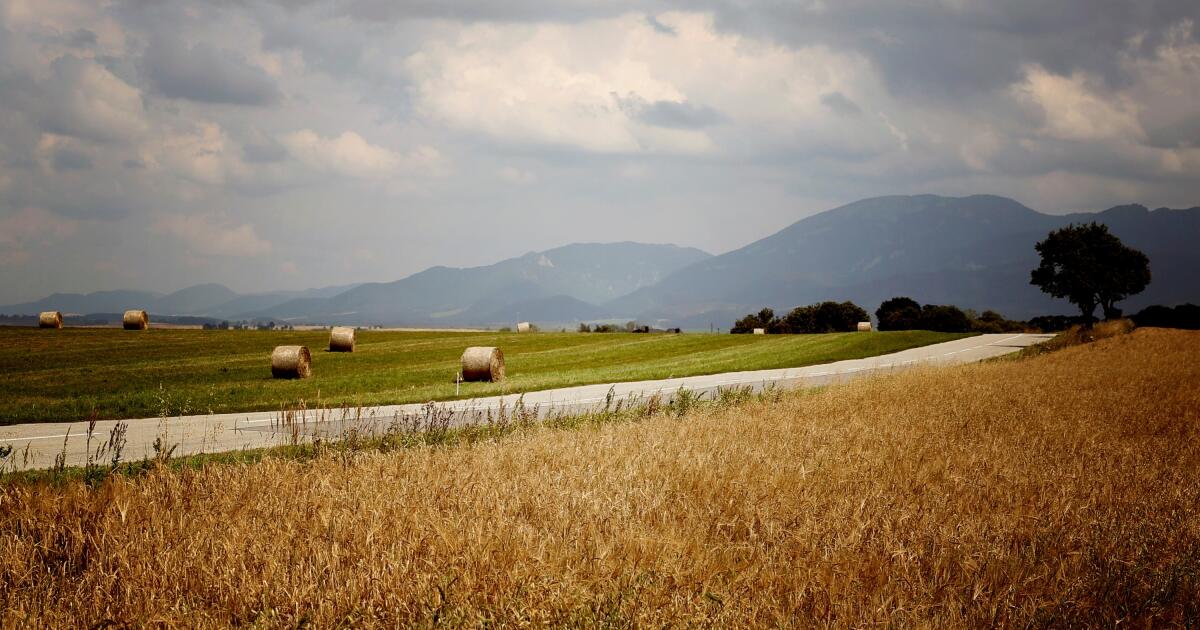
(876, 296, 922, 331)
(1030, 223, 1150, 325)
(874, 297, 976, 332)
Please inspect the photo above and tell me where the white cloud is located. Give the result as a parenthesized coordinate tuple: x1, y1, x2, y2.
(1120, 19, 1200, 150)
(150, 122, 239, 187)
(1014, 64, 1145, 143)
(152, 213, 273, 258)
(2, 0, 128, 58)
(403, 12, 892, 157)
(281, 129, 444, 178)
(40, 55, 148, 144)
(958, 127, 1005, 173)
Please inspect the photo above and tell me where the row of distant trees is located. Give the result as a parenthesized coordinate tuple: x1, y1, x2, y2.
(731, 222, 1173, 335)
(731, 297, 1200, 335)
(579, 322, 681, 333)
(731, 302, 868, 334)
(730, 299, 1028, 334)
(201, 320, 295, 330)
(876, 298, 1026, 333)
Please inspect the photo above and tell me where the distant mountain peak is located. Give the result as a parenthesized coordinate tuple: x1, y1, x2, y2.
(1100, 204, 1150, 217)
(244, 241, 713, 326)
(609, 194, 1200, 327)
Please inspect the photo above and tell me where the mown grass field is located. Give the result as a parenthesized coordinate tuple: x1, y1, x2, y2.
(0, 328, 1195, 626)
(0, 327, 968, 424)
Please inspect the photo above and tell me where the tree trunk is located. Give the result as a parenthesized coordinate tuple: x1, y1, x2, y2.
(1079, 301, 1097, 329)
(1100, 300, 1122, 321)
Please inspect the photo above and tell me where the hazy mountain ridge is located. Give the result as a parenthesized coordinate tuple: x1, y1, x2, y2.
(1, 243, 710, 326)
(4, 197, 1197, 328)
(247, 242, 711, 325)
(613, 196, 1200, 327)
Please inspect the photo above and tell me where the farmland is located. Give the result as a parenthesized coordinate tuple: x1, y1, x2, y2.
(0, 328, 1195, 625)
(0, 327, 967, 424)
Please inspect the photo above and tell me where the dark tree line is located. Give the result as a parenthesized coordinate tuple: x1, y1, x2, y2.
(733, 298, 1028, 335)
(729, 222, 1161, 336)
(875, 298, 1026, 333)
(731, 301, 869, 334)
(1131, 304, 1200, 330)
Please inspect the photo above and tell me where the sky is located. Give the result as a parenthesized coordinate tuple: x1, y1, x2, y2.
(0, 0, 1198, 303)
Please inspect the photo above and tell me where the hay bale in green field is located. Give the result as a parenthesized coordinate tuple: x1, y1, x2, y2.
(329, 326, 356, 352)
(271, 345, 312, 379)
(123, 310, 149, 330)
(38, 311, 62, 329)
(461, 346, 504, 382)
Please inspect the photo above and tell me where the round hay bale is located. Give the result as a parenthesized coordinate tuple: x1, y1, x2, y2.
(856, 321, 873, 332)
(38, 311, 63, 329)
(752, 327, 765, 335)
(329, 326, 356, 352)
(123, 310, 149, 330)
(271, 345, 312, 379)
(516, 321, 531, 333)
(461, 346, 504, 382)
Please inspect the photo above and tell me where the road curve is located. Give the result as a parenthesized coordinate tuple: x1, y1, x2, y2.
(0, 333, 1051, 471)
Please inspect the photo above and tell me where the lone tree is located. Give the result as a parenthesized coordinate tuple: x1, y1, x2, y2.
(1030, 223, 1150, 326)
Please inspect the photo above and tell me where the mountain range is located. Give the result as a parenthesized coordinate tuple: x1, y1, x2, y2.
(248, 242, 710, 326)
(3, 195, 1197, 328)
(613, 195, 1200, 327)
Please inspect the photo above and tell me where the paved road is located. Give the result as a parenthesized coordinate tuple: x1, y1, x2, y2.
(0, 333, 1050, 471)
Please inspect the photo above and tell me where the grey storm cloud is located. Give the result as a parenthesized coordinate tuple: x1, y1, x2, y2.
(51, 147, 93, 171)
(632, 99, 728, 130)
(820, 92, 862, 117)
(66, 28, 98, 48)
(1143, 113, 1200, 150)
(289, 0, 1200, 116)
(326, 0, 660, 22)
(25, 55, 144, 144)
(644, 14, 676, 35)
(702, 0, 1200, 98)
(320, 0, 1197, 97)
(143, 37, 282, 106)
(242, 140, 289, 164)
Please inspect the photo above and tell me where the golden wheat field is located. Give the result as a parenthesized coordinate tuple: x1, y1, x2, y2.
(1, 328, 1198, 627)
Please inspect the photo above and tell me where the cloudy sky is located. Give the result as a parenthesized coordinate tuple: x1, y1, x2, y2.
(1, 0, 1198, 302)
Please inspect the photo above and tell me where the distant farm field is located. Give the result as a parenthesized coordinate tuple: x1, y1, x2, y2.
(0, 327, 968, 424)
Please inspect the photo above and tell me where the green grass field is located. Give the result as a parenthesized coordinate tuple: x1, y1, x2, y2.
(0, 327, 970, 424)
